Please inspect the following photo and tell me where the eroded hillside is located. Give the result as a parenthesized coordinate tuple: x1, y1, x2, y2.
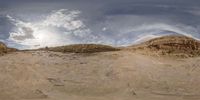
(127, 35, 200, 57)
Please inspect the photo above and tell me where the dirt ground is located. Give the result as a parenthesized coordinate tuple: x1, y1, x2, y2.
(0, 50, 200, 100)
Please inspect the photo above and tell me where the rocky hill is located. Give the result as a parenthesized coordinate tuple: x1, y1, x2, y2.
(42, 35, 200, 57)
(0, 42, 18, 55)
(128, 35, 200, 57)
(46, 44, 120, 53)
(0, 42, 7, 54)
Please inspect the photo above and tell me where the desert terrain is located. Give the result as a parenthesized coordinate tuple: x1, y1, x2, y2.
(0, 35, 200, 100)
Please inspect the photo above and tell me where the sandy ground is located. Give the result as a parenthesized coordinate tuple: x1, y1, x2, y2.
(0, 50, 200, 100)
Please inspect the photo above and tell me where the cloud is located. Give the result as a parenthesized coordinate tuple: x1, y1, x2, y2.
(43, 9, 84, 30)
(10, 27, 35, 41)
(7, 15, 35, 41)
(102, 27, 107, 31)
(7, 9, 94, 49)
(119, 23, 200, 44)
(187, 9, 200, 16)
(7, 9, 200, 49)
(134, 34, 162, 43)
(5, 5, 200, 49)
(123, 23, 197, 37)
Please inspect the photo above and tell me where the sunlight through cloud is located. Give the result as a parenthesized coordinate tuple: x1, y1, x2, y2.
(7, 9, 92, 49)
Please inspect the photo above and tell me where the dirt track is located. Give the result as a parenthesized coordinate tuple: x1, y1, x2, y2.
(0, 51, 200, 100)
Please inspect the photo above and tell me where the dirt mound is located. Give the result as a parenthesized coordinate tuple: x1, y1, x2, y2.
(129, 35, 200, 57)
(47, 44, 120, 53)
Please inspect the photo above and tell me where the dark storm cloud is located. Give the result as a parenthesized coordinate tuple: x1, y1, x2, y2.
(1, 0, 200, 49)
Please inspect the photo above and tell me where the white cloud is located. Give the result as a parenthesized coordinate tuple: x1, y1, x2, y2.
(7, 9, 94, 49)
(123, 23, 194, 37)
(119, 23, 200, 44)
(102, 27, 107, 31)
(42, 9, 84, 31)
(134, 34, 163, 43)
(10, 27, 35, 41)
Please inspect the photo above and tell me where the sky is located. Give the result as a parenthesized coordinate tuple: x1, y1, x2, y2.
(1, 0, 200, 49)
